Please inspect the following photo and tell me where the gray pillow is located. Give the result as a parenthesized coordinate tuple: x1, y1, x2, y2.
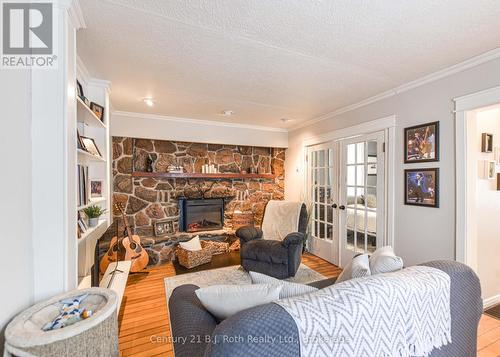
(249, 271, 318, 299)
(195, 284, 282, 320)
(369, 246, 403, 275)
(335, 254, 371, 284)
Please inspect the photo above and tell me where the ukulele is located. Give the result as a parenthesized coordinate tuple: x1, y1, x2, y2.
(99, 203, 149, 273)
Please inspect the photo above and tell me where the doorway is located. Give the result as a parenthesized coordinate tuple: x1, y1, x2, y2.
(306, 131, 386, 267)
(454, 86, 500, 309)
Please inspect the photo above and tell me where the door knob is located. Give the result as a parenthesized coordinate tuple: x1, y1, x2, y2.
(332, 203, 338, 209)
(339, 205, 346, 210)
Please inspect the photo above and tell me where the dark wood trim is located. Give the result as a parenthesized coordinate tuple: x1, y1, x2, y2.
(131, 171, 276, 179)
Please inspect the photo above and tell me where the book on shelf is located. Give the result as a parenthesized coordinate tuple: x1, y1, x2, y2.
(77, 211, 88, 238)
(77, 164, 89, 207)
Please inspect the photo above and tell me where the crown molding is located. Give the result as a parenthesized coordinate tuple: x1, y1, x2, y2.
(88, 79, 112, 93)
(112, 111, 288, 133)
(290, 47, 500, 131)
(67, 0, 86, 30)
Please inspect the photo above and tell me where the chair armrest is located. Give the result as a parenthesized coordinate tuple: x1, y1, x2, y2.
(282, 232, 305, 248)
(168, 284, 218, 357)
(236, 226, 263, 243)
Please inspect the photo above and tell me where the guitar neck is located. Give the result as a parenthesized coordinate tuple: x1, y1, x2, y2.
(122, 212, 133, 238)
(115, 203, 134, 238)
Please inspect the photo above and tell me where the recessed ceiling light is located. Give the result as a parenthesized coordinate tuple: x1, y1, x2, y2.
(143, 98, 155, 107)
(221, 110, 235, 117)
(280, 118, 293, 123)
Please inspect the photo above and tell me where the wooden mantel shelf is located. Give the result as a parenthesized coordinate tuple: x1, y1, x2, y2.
(132, 171, 276, 179)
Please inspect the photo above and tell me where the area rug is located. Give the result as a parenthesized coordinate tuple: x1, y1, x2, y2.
(164, 264, 326, 300)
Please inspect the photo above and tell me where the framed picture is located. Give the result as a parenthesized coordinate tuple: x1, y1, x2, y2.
(367, 155, 377, 176)
(81, 136, 102, 157)
(90, 102, 105, 121)
(405, 168, 439, 208)
(154, 219, 175, 237)
(404, 121, 439, 163)
(484, 160, 496, 180)
(90, 179, 104, 197)
(481, 133, 493, 153)
(495, 147, 500, 164)
(76, 80, 84, 100)
(77, 129, 85, 150)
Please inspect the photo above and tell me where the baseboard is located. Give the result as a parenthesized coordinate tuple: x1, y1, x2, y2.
(483, 294, 500, 310)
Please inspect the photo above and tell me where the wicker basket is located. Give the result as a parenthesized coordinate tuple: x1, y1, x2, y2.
(204, 240, 230, 255)
(176, 241, 212, 269)
(232, 211, 255, 230)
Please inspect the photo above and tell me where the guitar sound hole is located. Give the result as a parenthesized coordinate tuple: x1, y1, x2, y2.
(130, 242, 137, 250)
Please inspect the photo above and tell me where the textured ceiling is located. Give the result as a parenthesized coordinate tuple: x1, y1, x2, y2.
(77, 0, 500, 129)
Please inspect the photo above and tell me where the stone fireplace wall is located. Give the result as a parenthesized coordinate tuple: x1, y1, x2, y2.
(111, 137, 286, 237)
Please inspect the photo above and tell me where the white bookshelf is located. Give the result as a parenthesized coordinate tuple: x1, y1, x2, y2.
(77, 97, 107, 129)
(77, 148, 106, 162)
(74, 64, 112, 288)
(78, 219, 108, 246)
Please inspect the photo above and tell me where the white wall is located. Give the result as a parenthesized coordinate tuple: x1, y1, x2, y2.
(111, 111, 288, 148)
(286, 57, 500, 267)
(0, 2, 80, 352)
(470, 107, 500, 301)
(0, 70, 34, 351)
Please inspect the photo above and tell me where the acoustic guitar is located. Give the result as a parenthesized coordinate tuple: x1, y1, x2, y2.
(99, 203, 149, 274)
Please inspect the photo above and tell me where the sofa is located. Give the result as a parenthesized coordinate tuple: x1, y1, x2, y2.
(236, 202, 308, 279)
(168, 260, 482, 357)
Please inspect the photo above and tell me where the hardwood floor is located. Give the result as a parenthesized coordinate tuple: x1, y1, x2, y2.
(118, 253, 499, 356)
(478, 314, 500, 356)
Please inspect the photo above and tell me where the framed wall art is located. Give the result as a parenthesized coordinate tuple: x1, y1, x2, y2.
(404, 168, 439, 208)
(404, 121, 439, 163)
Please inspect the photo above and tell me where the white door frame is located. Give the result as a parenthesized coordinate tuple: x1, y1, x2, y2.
(302, 115, 396, 264)
(453, 86, 500, 266)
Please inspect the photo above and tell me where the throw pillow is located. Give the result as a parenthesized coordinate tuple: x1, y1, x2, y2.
(365, 194, 377, 208)
(42, 294, 88, 331)
(369, 246, 403, 275)
(195, 284, 282, 320)
(335, 254, 371, 284)
(249, 271, 318, 299)
(179, 235, 202, 251)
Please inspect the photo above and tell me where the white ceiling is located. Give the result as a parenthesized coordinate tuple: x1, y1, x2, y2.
(77, 0, 500, 129)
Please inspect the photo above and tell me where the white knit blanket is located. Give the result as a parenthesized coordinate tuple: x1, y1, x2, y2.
(274, 266, 451, 357)
(261, 200, 303, 241)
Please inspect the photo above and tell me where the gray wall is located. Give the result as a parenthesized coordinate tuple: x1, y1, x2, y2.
(285, 57, 500, 267)
(0, 70, 34, 352)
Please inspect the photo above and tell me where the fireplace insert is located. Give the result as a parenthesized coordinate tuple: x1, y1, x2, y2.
(178, 198, 224, 232)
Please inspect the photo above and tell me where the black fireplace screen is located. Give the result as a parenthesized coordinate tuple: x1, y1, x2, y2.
(179, 198, 224, 232)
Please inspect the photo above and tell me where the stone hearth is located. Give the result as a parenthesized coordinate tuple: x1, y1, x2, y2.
(112, 137, 285, 236)
(103, 137, 285, 267)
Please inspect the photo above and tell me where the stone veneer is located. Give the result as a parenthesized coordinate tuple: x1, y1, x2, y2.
(111, 137, 286, 237)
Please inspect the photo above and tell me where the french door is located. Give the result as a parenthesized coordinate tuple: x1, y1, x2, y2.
(306, 131, 386, 267)
(339, 132, 385, 267)
(307, 143, 338, 265)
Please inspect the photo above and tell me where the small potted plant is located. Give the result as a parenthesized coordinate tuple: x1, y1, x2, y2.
(83, 205, 106, 227)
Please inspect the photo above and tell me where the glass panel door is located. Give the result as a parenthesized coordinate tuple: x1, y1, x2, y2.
(340, 132, 385, 267)
(306, 142, 338, 265)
